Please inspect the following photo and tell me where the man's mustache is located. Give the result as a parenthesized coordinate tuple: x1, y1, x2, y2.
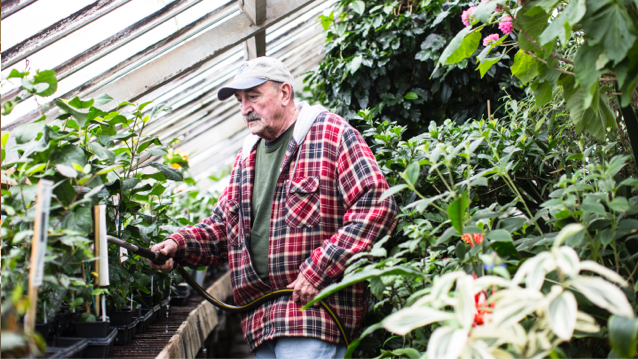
(244, 112, 261, 122)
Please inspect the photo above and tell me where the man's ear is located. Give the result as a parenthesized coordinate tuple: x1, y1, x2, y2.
(280, 83, 293, 105)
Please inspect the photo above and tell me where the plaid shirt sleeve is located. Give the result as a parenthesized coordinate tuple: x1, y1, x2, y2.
(166, 155, 242, 267)
(299, 125, 398, 290)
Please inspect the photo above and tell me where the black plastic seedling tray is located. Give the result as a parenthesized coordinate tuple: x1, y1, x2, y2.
(82, 328, 117, 358)
(112, 317, 139, 346)
(46, 337, 89, 358)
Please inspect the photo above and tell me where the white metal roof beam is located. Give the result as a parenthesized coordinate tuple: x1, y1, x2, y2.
(242, 0, 267, 59)
(1, 0, 38, 19)
(1, 2, 238, 131)
(89, 0, 324, 110)
(1, 0, 132, 69)
(0, 0, 219, 105)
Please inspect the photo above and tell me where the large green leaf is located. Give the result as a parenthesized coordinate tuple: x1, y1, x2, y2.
(511, 50, 539, 85)
(61, 207, 93, 235)
(50, 145, 86, 167)
(566, 86, 617, 140)
(14, 121, 45, 144)
(539, 0, 586, 45)
(582, 0, 637, 65)
(574, 43, 605, 109)
(531, 79, 553, 107)
(88, 142, 115, 164)
(149, 162, 183, 181)
(439, 27, 481, 65)
(56, 100, 89, 129)
(609, 315, 638, 358)
(302, 266, 425, 309)
(517, 5, 551, 53)
(33, 70, 58, 97)
(548, 290, 577, 340)
(447, 194, 469, 234)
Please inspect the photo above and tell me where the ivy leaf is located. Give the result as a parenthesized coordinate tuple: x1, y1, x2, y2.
(574, 43, 605, 109)
(439, 27, 481, 65)
(351, 1, 365, 15)
(447, 193, 469, 234)
(348, 55, 364, 74)
(318, 12, 334, 30)
(511, 50, 539, 85)
(539, 0, 586, 45)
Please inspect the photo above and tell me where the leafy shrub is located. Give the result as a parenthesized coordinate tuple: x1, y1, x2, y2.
(304, 0, 524, 137)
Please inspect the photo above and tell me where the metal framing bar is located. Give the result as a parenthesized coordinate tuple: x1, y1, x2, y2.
(1, 0, 38, 19)
(1, 1, 238, 131)
(87, 0, 320, 109)
(1, 0, 132, 69)
(0, 0, 216, 104)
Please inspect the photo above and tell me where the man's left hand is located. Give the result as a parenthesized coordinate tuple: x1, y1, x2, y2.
(287, 272, 320, 307)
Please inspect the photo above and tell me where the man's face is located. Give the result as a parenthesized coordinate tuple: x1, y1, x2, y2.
(235, 82, 286, 141)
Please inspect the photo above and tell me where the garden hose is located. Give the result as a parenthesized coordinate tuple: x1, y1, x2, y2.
(106, 236, 350, 346)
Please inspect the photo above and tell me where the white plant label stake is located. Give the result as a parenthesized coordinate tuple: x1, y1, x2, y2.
(26, 179, 53, 330)
(94, 204, 110, 321)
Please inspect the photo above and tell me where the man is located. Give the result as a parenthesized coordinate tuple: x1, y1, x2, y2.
(149, 57, 397, 358)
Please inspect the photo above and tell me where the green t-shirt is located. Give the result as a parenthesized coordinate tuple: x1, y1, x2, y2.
(250, 122, 295, 285)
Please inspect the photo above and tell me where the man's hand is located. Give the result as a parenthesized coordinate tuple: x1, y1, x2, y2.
(147, 239, 178, 272)
(287, 272, 320, 307)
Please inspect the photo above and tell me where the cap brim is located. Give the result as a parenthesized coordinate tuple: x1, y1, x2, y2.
(217, 77, 268, 101)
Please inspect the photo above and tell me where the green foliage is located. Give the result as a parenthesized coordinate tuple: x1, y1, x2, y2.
(0, 68, 211, 335)
(439, 0, 638, 142)
(312, 93, 637, 356)
(304, 0, 524, 136)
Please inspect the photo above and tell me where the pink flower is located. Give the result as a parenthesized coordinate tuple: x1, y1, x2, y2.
(483, 33, 500, 47)
(462, 6, 476, 27)
(499, 16, 513, 34)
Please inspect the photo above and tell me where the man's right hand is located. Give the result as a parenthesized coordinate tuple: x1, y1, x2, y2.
(147, 239, 178, 272)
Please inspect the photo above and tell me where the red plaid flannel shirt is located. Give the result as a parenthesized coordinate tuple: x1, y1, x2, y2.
(169, 105, 398, 351)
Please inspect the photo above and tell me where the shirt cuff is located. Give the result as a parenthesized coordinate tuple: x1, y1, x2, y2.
(299, 256, 333, 291)
(167, 235, 187, 262)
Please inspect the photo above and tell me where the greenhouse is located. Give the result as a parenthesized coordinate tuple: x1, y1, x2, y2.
(1, 0, 638, 358)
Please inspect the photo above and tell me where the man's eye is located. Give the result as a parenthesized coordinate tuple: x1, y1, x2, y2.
(250, 95, 258, 100)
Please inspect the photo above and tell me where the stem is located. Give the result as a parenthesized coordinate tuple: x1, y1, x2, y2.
(435, 167, 454, 193)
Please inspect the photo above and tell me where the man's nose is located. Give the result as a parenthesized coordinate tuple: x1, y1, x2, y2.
(240, 99, 252, 116)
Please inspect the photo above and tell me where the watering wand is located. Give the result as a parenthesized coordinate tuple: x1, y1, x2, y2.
(105, 236, 350, 345)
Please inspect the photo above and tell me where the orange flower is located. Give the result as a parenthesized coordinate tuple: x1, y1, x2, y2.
(473, 291, 493, 326)
(461, 233, 484, 247)
(171, 163, 181, 169)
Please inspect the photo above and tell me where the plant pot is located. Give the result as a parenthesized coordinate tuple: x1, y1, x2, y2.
(112, 317, 139, 346)
(135, 309, 153, 334)
(36, 322, 51, 339)
(137, 294, 153, 307)
(45, 337, 88, 359)
(74, 320, 110, 338)
(82, 328, 118, 358)
(108, 309, 134, 327)
(133, 306, 141, 317)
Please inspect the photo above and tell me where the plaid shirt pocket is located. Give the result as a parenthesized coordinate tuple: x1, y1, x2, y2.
(285, 176, 321, 228)
(226, 199, 241, 246)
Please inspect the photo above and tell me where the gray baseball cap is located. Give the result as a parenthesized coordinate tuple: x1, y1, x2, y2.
(217, 57, 295, 101)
